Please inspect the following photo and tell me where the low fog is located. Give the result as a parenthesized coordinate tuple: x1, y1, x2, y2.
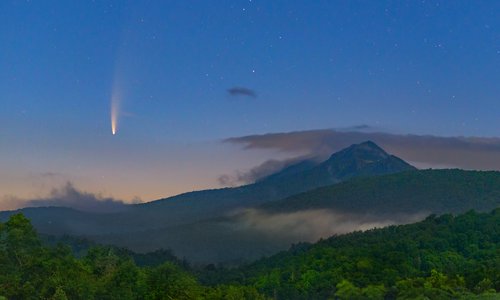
(233, 208, 428, 242)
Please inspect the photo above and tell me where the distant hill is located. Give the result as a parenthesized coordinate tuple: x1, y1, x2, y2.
(261, 169, 500, 215)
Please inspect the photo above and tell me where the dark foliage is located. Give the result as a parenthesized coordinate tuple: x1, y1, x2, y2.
(262, 169, 500, 215)
(200, 209, 500, 299)
(0, 214, 265, 300)
(1, 210, 499, 299)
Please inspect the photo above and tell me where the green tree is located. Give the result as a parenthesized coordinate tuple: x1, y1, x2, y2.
(51, 287, 69, 300)
(145, 262, 203, 300)
(362, 284, 386, 299)
(335, 279, 362, 300)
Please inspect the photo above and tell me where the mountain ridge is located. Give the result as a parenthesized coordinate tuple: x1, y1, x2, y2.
(134, 140, 415, 212)
(260, 168, 500, 215)
(0, 141, 415, 236)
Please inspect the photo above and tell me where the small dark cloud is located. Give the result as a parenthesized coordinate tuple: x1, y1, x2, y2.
(1, 182, 129, 213)
(224, 128, 500, 171)
(227, 87, 257, 98)
(338, 124, 377, 132)
(38, 172, 64, 178)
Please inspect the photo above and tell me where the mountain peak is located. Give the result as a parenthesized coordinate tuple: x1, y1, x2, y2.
(259, 141, 414, 187)
(320, 141, 415, 179)
(356, 140, 386, 151)
(328, 141, 389, 161)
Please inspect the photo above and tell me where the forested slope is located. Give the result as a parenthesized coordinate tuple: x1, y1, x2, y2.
(201, 209, 500, 299)
(262, 169, 500, 215)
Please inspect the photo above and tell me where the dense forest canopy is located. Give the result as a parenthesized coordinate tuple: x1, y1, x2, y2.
(1, 209, 499, 299)
(207, 209, 500, 299)
(0, 214, 264, 300)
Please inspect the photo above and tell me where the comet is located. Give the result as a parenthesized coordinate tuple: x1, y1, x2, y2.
(110, 89, 121, 135)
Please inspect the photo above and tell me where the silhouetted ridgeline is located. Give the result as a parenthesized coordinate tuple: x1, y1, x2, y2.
(261, 169, 500, 214)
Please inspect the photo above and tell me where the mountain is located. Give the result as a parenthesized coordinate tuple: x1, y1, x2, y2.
(137, 141, 416, 218)
(253, 140, 415, 190)
(0, 141, 415, 237)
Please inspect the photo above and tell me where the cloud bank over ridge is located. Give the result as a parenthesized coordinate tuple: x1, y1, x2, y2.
(224, 128, 500, 171)
(0, 182, 129, 212)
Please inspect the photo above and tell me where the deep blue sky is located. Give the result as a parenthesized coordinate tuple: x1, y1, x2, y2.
(1, 1, 499, 204)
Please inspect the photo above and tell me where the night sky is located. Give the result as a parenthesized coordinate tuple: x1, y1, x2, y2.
(1, 1, 499, 206)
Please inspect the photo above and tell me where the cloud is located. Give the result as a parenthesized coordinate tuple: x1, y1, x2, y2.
(218, 156, 313, 186)
(1, 182, 130, 213)
(337, 124, 377, 132)
(227, 87, 257, 98)
(224, 128, 500, 171)
(232, 208, 426, 242)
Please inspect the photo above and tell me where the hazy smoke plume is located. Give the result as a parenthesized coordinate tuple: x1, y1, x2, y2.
(218, 156, 313, 186)
(225, 128, 500, 171)
(1, 182, 129, 213)
(233, 208, 427, 242)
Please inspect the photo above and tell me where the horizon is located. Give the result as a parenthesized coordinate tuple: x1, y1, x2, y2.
(2, 0, 500, 207)
(1, 3, 499, 298)
(2, 136, 500, 212)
